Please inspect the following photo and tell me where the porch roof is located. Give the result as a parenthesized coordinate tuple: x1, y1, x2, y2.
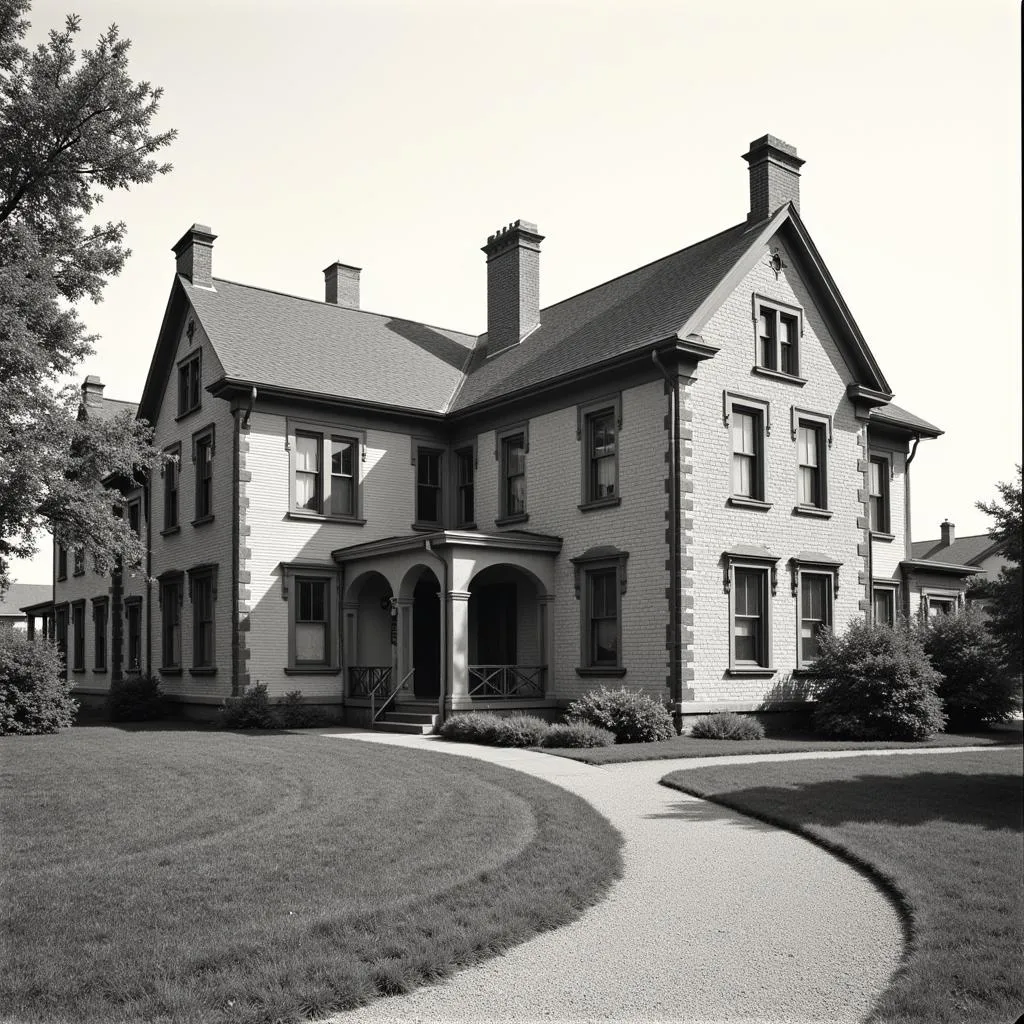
(331, 529, 563, 565)
(899, 558, 983, 578)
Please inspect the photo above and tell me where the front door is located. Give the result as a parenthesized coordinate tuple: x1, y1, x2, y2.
(412, 576, 441, 699)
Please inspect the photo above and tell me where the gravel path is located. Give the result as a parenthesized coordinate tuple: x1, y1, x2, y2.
(321, 732, 915, 1024)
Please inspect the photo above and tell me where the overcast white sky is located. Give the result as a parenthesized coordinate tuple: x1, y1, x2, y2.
(8, 0, 1021, 585)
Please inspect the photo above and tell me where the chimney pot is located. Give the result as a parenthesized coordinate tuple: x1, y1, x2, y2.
(742, 135, 804, 221)
(481, 219, 543, 356)
(172, 223, 216, 288)
(323, 262, 361, 308)
(940, 520, 955, 548)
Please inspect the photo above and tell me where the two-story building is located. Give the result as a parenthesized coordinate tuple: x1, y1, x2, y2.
(53, 134, 966, 728)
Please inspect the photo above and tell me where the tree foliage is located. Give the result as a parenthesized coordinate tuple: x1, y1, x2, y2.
(0, 0, 174, 590)
(974, 466, 1022, 670)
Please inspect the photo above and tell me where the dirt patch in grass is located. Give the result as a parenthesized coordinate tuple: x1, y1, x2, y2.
(544, 721, 1023, 764)
(662, 749, 1023, 1024)
(0, 727, 621, 1024)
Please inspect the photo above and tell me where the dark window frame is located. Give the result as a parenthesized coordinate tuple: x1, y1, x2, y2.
(71, 599, 86, 673)
(72, 547, 85, 577)
(723, 548, 779, 675)
(187, 564, 218, 674)
(454, 444, 476, 528)
(192, 425, 216, 525)
(124, 597, 143, 675)
(868, 453, 892, 534)
(176, 350, 202, 419)
(163, 443, 181, 533)
(412, 442, 444, 528)
(280, 563, 342, 675)
(872, 582, 899, 627)
(789, 557, 841, 670)
(54, 603, 69, 674)
(571, 545, 629, 677)
(578, 394, 623, 511)
(91, 597, 108, 672)
(752, 294, 804, 381)
(286, 418, 365, 525)
(495, 421, 529, 525)
(159, 574, 183, 672)
(724, 392, 771, 509)
(57, 543, 68, 581)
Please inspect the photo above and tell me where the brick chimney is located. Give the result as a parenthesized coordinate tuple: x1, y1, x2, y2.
(482, 219, 544, 356)
(172, 224, 216, 288)
(742, 135, 804, 221)
(940, 519, 955, 548)
(323, 262, 361, 308)
(81, 375, 104, 416)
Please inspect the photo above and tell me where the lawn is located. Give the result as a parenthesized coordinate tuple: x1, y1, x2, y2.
(544, 721, 1023, 764)
(663, 749, 1024, 1024)
(0, 726, 621, 1024)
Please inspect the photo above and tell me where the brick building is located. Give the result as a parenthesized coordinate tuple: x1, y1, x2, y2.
(51, 134, 975, 727)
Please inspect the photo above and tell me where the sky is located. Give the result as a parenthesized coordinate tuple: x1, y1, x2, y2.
(7, 0, 1021, 585)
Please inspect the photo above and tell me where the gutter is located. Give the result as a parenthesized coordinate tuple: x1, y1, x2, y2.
(424, 539, 448, 725)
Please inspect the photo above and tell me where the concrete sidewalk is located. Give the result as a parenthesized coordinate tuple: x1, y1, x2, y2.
(321, 731, 933, 1023)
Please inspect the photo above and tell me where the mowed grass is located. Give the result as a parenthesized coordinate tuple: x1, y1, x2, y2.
(545, 722, 1023, 764)
(0, 727, 622, 1024)
(663, 749, 1024, 1024)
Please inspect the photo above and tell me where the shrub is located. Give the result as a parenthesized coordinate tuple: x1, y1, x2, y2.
(438, 711, 504, 744)
(0, 629, 77, 735)
(539, 721, 616, 748)
(107, 674, 168, 722)
(218, 682, 278, 729)
(811, 620, 946, 741)
(566, 686, 675, 744)
(919, 609, 1023, 729)
(689, 712, 765, 740)
(490, 714, 550, 747)
(276, 690, 323, 728)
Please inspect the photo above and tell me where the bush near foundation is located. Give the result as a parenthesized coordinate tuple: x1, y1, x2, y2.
(919, 609, 1023, 729)
(540, 722, 616, 748)
(811, 620, 946, 741)
(566, 686, 675, 744)
(689, 712, 765, 740)
(438, 712, 550, 747)
(0, 629, 77, 735)
(218, 682, 278, 729)
(108, 674, 167, 722)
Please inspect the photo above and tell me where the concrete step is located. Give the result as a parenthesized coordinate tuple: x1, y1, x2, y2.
(385, 711, 441, 726)
(373, 719, 435, 735)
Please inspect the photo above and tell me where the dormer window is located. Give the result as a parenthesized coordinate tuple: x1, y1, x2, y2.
(753, 295, 803, 382)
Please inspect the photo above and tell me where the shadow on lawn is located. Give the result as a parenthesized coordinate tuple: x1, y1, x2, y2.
(663, 768, 1024, 833)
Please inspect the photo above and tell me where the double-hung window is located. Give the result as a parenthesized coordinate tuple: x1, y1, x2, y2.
(57, 544, 67, 581)
(177, 351, 202, 417)
(55, 605, 68, 671)
(496, 423, 528, 523)
(282, 564, 341, 674)
(188, 566, 217, 673)
(73, 548, 85, 576)
(753, 296, 802, 378)
(125, 598, 142, 673)
(578, 396, 622, 509)
(726, 394, 769, 507)
(92, 598, 107, 672)
(193, 427, 215, 523)
(160, 576, 182, 671)
(793, 410, 831, 514)
(455, 446, 475, 527)
(163, 445, 180, 531)
(571, 545, 629, 676)
(790, 556, 841, 669)
(724, 547, 779, 674)
(872, 584, 898, 627)
(71, 601, 85, 672)
(868, 455, 890, 533)
(415, 446, 443, 526)
(289, 421, 362, 522)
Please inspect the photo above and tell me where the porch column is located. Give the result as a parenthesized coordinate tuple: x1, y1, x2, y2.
(447, 589, 471, 709)
(396, 597, 414, 689)
(342, 601, 358, 695)
(539, 594, 555, 695)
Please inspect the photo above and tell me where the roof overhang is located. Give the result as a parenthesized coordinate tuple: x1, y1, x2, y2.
(332, 529, 563, 565)
(868, 408, 943, 439)
(900, 559, 984, 578)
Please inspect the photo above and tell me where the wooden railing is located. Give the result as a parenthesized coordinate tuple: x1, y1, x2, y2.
(348, 665, 391, 698)
(468, 665, 546, 699)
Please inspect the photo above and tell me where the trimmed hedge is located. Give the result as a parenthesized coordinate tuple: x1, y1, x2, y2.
(566, 686, 675, 744)
(0, 629, 77, 735)
(689, 712, 765, 740)
(539, 722, 615, 748)
(438, 712, 549, 747)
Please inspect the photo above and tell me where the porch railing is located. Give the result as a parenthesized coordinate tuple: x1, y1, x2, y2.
(348, 665, 392, 698)
(468, 665, 546, 699)
(373, 668, 415, 724)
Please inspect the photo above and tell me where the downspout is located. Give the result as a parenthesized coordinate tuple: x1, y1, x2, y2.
(902, 434, 921, 619)
(144, 476, 152, 676)
(424, 538, 448, 725)
(242, 386, 257, 429)
(651, 349, 682, 733)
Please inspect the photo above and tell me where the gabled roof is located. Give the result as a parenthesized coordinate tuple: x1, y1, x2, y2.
(0, 583, 51, 617)
(911, 533, 1003, 565)
(88, 397, 139, 423)
(183, 278, 478, 415)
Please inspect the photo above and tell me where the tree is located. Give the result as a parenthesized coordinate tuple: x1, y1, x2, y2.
(975, 466, 1023, 670)
(0, 0, 174, 592)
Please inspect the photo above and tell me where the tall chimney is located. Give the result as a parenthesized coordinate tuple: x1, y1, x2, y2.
(742, 135, 804, 221)
(81, 375, 104, 415)
(940, 520, 955, 548)
(172, 224, 216, 288)
(482, 219, 543, 356)
(323, 262, 361, 308)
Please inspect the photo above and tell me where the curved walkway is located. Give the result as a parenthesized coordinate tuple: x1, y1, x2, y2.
(318, 731, 950, 1024)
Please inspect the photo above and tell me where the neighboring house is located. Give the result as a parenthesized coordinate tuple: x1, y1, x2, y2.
(911, 520, 1003, 616)
(0, 583, 51, 631)
(52, 133, 968, 726)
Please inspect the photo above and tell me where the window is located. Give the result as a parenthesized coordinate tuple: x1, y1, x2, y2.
(571, 545, 628, 676)
(177, 352, 202, 417)
(288, 420, 363, 522)
(189, 566, 217, 672)
(72, 601, 85, 672)
(125, 599, 142, 673)
(163, 445, 180, 531)
(455, 446, 475, 527)
(127, 498, 141, 536)
(55, 605, 68, 670)
(724, 393, 769, 506)
(799, 573, 831, 666)
(57, 544, 67, 581)
(73, 548, 85, 576)
(925, 595, 957, 619)
(415, 447, 443, 526)
(92, 598, 108, 672)
(872, 585, 898, 627)
(160, 577, 182, 671)
(496, 423, 528, 523)
(868, 456, 890, 533)
(724, 547, 779, 674)
(753, 296, 802, 378)
(797, 421, 825, 507)
(578, 396, 622, 509)
(282, 564, 340, 674)
(193, 427, 215, 523)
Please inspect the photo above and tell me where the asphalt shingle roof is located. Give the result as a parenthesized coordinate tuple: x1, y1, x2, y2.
(868, 402, 941, 437)
(91, 397, 139, 422)
(0, 583, 51, 616)
(911, 533, 1001, 565)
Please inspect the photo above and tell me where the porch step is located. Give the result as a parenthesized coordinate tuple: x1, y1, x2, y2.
(372, 706, 439, 735)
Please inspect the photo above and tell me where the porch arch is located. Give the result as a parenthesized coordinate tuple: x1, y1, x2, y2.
(397, 564, 443, 700)
(343, 569, 393, 698)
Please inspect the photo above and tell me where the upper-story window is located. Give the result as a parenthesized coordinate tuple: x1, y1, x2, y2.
(753, 296, 803, 380)
(127, 498, 142, 536)
(415, 446, 443, 526)
(455, 446, 475, 527)
(163, 445, 180, 532)
(73, 548, 85, 576)
(496, 423, 528, 524)
(578, 395, 622, 511)
(288, 420, 364, 524)
(177, 351, 202, 418)
(193, 427, 215, 524)
(57, 543, 67, 581)
(71, 600, 85, 672)
(868, 455, 891, 534)
(724, 392, 770, 509)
